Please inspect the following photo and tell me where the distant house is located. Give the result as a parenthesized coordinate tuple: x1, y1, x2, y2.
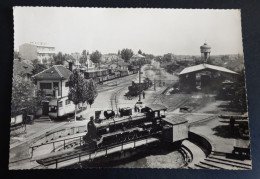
(69, 53, 95, 71)
(108, 60, 130, 77)
(101, 54, 119, 63)
(19, 42, 55, 63)
(130, 54, 145, 63)
(32, 65, 74, 117)
(117, 61, 129, 71)
(13, 59, 33, 81)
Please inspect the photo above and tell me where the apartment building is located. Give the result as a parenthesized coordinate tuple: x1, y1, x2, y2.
(19, 42, 56, 63)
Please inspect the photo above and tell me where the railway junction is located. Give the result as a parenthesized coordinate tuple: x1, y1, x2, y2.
(9, 64, 251, 170)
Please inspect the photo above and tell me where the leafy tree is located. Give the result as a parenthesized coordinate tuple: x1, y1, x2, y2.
(144, 54, 154, 60)
(42, 59, 48, 64)
(84, 79, 98, 108)
(32, 59, 47, 75)
(138, 49, 142, 55)
(165, 62, 180, 74)
(68, 70, 98, 121)
(53, 52, 64, 65)
(194, 56, 203, 65)
(230, 70, 247, 112)
(162, 53, 175, 63)
(90, 50, 102, 69)
(64, 54, 75, 64)
(120, 48, 133, 62)
(11, 75, 37, 117)
(80, 50, 88, 65)
(68, 70, 86, 121)
(118, 50, 121, 56)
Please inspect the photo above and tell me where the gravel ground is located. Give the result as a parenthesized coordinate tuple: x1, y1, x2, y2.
(116, 151, 184, 168)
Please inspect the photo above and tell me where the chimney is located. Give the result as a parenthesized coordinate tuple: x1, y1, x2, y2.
(69, 62, 73, 71)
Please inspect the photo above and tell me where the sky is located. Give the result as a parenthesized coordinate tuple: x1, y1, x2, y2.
(14, 7, 244, 56)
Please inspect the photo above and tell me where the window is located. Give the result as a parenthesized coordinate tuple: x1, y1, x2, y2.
(40, 83, 52, 89)
(65, 81, 69, 87)
(58, 101, 63, 107)
(53, 82, 59, 89)
(65, 99, 70, 105)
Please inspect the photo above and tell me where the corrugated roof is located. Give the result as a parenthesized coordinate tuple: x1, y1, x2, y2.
(32, 65, 72, 80)
(179, 63, 238, 75)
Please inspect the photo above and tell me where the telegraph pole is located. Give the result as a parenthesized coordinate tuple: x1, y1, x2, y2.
(154, 78, 156, 91)
(138, 62, 141, 101)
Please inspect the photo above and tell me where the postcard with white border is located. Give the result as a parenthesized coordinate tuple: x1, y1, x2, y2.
(10, 7, 251, 170)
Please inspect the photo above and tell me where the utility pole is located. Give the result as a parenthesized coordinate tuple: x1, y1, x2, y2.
(138, 61, 141, 101)
(154, 78, 156, 91)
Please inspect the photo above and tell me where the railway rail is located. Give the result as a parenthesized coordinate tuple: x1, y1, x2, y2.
(110, 86, 127, 111)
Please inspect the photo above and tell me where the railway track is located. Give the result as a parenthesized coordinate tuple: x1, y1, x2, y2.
(110, 86, 127, 111)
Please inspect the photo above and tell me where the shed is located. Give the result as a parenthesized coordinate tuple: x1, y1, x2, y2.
(162, 115, 188, 143)
(179, 63, 238, 91)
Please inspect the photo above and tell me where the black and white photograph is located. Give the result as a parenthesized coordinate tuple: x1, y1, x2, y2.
(9, 7, 251, 170)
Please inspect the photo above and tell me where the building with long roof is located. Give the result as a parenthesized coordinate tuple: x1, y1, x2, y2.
(179, 43, 238, 92)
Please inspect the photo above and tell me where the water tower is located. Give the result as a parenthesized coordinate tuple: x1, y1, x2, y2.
(200, 43, 211, 63)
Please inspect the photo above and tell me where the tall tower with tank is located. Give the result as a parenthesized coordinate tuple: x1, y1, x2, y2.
(200, 43, 211, 63)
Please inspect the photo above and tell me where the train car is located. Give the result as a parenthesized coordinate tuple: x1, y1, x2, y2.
(83, 104, 167, 149)
(84, 69, 111, 84)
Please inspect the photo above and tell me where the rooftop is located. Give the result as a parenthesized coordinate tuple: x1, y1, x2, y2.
(131, 54, 145, 59)
(179, 63, 238, 75)
(163, 114, 188, 125)
(32, 65, 72, 80)
(145, 104, 167, 111)
(13, 59, 33, 76)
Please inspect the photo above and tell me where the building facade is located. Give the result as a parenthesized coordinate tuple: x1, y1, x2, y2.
(32, 65, 75, 119)
(19, 42, 55, 63)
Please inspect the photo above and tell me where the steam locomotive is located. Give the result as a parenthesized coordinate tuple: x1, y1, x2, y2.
(83, 104, 167, 149)
(125, 78, 153, 97)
